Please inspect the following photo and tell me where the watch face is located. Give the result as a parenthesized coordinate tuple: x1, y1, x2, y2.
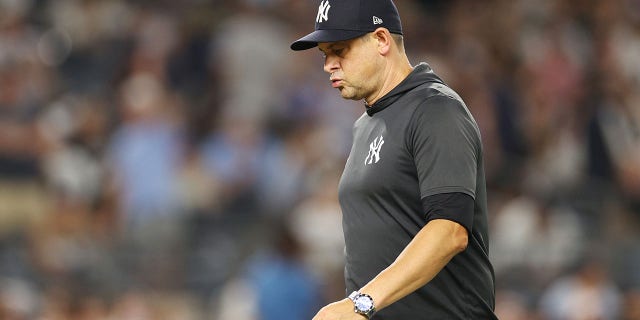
(355, 296, 374, 312)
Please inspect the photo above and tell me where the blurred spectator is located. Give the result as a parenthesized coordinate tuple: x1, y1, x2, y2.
(107, 72, 185, 228)
(106, 71, 187, 290)
(215, 219, 322, 320)
(539, 257, 622, 320)
(289, 169, 345, 300)
(491, 191, 585, 285)
(211, 2, 291, 125)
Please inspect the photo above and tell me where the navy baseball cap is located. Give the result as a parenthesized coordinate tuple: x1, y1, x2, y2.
(290, 0, 403, 51)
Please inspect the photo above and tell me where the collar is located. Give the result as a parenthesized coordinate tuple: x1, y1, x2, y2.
(364, 63, 442, 116)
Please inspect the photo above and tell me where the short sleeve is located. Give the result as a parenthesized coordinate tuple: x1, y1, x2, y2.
(407, 94, 480, 200)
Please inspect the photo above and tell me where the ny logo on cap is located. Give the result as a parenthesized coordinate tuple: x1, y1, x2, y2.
(316, 0, 331, 23)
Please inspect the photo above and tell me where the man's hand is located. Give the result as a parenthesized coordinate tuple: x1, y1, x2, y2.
(312, 298, 367, 320)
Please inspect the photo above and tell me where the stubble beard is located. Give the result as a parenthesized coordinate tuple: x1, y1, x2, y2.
(337, 83, 368, 101)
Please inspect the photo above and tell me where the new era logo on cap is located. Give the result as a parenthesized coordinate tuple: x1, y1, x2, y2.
(291, 0, 403, 51)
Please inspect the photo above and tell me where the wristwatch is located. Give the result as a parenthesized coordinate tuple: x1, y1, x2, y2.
(348, 291, 376, 319)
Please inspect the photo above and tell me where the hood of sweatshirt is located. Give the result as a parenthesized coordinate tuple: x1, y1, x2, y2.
(365, 62, 445, 116)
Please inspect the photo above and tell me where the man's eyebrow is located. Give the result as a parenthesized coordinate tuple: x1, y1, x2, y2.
(319, 42, 345, 54)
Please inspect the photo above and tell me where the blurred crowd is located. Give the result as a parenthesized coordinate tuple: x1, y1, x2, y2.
(0, 0, 639, 319)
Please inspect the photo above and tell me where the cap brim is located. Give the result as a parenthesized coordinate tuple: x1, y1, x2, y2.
(290, 29, 368, 51)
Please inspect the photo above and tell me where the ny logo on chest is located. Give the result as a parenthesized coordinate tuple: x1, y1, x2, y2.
(365, 135, 384, 165)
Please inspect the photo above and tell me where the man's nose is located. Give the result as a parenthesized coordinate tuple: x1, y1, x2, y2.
(323, 55, 339, 74)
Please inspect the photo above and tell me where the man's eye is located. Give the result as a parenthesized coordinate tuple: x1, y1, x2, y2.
(334, 49, 344, 56)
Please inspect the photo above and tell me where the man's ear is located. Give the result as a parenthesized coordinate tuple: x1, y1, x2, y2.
(373, 27, 392, 55)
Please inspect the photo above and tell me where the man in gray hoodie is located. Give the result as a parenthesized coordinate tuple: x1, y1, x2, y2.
(291, 1, 497, 319)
